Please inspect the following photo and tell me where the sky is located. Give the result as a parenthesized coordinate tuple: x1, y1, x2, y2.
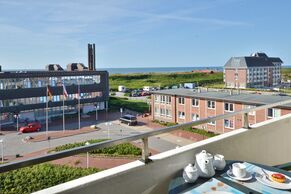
(0, 0, 290, 69)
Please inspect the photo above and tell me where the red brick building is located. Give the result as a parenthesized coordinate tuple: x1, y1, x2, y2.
(224, 52, 282, 88)
(151, 89, 291, 133)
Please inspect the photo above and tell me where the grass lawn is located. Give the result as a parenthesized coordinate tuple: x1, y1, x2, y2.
(282, 68, 291, 80)
(109, 96, 149, 113)
(109, 72, 223, 90)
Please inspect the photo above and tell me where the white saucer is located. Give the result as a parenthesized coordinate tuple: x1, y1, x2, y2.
(226, 169, 253, 181)
(255, 171, 291, 190)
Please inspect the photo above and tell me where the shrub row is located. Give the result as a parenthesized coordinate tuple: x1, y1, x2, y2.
(152, 120, 218, 137)
(52, 139, 142, 156)
(0, 163, 100, 194)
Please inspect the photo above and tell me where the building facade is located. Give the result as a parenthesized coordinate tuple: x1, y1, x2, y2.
(224, 52, 283, 88)
(151, 89, 291, 133)
(0, 70, 109, 126)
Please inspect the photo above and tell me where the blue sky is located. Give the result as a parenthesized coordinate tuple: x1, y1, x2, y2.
(0, 0, 290, 69)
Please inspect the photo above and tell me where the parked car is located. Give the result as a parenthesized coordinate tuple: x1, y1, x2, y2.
(141, 91, 150, 96)
(119, 114, 138, 126)
(19, 122, 41, 133)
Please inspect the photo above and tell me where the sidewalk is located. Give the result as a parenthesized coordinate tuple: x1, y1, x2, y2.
(28, 127, 100, 142)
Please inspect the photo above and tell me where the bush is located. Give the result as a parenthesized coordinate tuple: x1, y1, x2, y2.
(51, 140, 142, 156)
(183, 127, 218, 137)
(52, 139, 108, 152)
(152, 120, 218, 137)
(153, 120, 177, 127)
(0, 163, 100, 194)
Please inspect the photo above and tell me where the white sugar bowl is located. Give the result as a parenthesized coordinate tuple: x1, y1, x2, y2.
(213, 154, 226, 171)
(183, 164, 199, 183)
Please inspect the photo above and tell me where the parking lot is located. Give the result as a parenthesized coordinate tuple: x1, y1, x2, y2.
(0, 111, 195, 162)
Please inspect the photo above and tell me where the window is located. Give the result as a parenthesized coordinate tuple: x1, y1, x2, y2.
(154, 107, 159, 115)
(160, 96, 166, 103)
(160, 108, 166, 116)
(267, 108, 280, 118)
(192, 99, 199, 107)
(207, 101, 215, 109)
(178, 111, 185, 119)
(192, 114, 199, 121)
(224, 103, 234, 112)
(178, 97, 185, 105)
(224, 119, 234, 129)
(166, 96, 171, 104)
(154, 95, 159, 102)
(208, 120, 216, 125)
(166, 109, 172, 117)
(245, 105, 255, 115)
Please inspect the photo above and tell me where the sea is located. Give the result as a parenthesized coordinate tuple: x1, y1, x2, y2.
(97, 66, 223, 75)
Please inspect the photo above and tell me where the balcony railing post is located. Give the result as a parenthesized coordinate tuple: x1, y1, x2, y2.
(243, 112, 250, 129)
(141, 137, 151, 163)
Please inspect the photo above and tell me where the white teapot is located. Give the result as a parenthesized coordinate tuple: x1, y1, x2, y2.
(195, 150, 215, 178)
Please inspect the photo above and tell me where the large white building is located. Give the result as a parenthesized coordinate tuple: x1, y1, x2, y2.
(224, 52, 283, 88)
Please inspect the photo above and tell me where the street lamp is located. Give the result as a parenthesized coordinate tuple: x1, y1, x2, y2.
(85, 141, 90, 168)
(105, 122, 112, 139)
(14, 113, 20, 132)
(0, 139, 4, 163)
(120, 107, 123, 118)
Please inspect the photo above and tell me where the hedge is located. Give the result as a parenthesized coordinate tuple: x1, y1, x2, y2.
(0, 163, 100, 194)
(51, 139, 142, 156)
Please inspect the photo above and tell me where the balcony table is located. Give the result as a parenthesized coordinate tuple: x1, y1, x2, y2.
(168, 160, 291, 194)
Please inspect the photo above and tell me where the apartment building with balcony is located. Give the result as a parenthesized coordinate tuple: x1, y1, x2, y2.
(224, 52, 283, 88)
(151, 88, 291, 133)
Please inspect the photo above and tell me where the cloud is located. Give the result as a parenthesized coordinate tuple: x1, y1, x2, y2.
(0, 0, 250, 68)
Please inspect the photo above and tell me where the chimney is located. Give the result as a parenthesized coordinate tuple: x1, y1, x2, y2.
(88, 44, 92, 70)
(0, 65, 2, 72)
(93, 44, 96, 70)
(88, 43, 96, 71)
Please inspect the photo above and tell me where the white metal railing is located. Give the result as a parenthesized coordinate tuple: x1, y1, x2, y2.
(1, 98, 291, 173)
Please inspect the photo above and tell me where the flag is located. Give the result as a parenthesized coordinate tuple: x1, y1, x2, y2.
(62, 82, 68, 99)
(47, 85, 53, 101)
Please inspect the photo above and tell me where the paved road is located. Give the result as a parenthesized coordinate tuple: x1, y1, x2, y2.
(1, 119, 194, 157)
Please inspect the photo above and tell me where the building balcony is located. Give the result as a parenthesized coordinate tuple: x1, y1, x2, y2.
(1, 100, 291, 194)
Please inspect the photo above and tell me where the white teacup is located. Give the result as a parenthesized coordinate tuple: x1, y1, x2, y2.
(232, 163, 247, 178)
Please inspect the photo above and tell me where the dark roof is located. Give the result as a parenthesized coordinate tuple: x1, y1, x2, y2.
(151, 88, 291, 109)
(224, 52, 283, 68)
(269, 57, 283, 63)
(224, 57, 274, 68)
(252, 52, 268, 58)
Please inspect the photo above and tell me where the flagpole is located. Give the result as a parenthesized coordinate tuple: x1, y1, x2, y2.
(78, 82, 81, 130)
(46, 85, 48, 136)
(63, 85, 65, 133)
